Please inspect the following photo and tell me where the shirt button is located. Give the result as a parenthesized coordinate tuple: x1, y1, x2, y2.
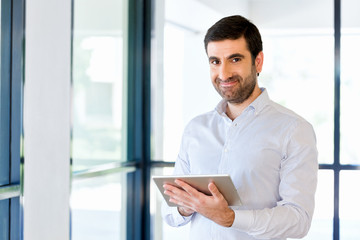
(224, 148, 228, 152)
(234, 123, 238, 127)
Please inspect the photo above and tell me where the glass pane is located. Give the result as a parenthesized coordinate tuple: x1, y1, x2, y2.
(340, 171, 360, 239)
(71, 172, 128, 240)
(151, 0, 223, 162)
(72, 0, 127, 171)
(340, 0, 360, 165)
(299, 170, 333, 240)
(151, 0, 333, 164)
(0, 0, 10, 186)
(151, 167, 190, 240)
(0, 199, 9, 239)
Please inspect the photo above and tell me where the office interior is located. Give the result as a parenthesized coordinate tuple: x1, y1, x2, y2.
(0, 0, 359, 239)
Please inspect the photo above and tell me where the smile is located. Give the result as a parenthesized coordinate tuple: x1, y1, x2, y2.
(220, 80, 237, 87)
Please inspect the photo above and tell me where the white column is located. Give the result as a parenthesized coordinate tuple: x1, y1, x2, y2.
(23, 0, 71, 239)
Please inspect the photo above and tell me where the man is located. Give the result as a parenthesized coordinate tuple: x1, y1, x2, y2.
(162, 15, 318, 240)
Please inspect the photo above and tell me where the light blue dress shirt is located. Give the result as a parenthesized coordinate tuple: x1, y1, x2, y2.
(162, 89, 318, 240)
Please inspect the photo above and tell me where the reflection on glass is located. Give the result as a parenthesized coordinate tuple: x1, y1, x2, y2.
(72, 0, 126, 171)
(150, 167, 190, 240)
(299, 171, 333, 240)
(340, 171, 360, 239)
(71, 173, 127, 240)
(340, 0, 360, 165)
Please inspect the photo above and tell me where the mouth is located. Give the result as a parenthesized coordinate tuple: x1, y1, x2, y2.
(219, 80, 237, 88)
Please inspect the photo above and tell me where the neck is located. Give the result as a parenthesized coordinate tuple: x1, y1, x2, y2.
(226, 86, 262, 121)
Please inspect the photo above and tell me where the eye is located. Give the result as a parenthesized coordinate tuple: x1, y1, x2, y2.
(232, 57, 241, 63)
(210, 59, 220, 65)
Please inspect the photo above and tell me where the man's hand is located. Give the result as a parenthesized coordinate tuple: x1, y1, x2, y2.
(177, 206, 194, 217)
(163, 179, 235, 227)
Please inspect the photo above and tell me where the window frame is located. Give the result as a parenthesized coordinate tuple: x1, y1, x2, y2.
(316, 1, 360, 240)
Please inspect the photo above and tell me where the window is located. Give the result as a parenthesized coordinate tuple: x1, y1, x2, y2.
(71, 0, 129, 239)
(0, 0, 24, 239)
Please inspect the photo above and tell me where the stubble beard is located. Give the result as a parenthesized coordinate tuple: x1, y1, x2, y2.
(214, 66, 257, 104)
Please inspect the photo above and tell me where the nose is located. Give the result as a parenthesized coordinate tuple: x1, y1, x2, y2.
(218, 63, 232, 81)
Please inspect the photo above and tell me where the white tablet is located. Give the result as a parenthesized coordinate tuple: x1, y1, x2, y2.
(152, 174, 241, 207)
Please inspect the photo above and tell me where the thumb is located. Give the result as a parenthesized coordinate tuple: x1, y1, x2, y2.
(208, 182, 222, 198)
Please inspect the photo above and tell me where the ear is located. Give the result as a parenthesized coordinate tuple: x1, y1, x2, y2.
(255, 51, 264, 74)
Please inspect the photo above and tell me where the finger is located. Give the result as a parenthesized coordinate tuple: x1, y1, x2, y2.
(163, 184, 194, 204)
(175, 179, 201, 197)
(163, 187, 184, 199)
(169, 197, 195, 212)
(208, 182, 223, 199)
(163, 183, 188, 198)
(163, 183, 180, 192)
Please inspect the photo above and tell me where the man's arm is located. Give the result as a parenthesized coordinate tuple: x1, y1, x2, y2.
(230, 120, 318, 239)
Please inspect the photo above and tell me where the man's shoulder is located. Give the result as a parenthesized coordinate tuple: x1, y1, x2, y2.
(185, 109, 220, 130)
(265, 100, 314, 132)
(267, 100, 306, 122)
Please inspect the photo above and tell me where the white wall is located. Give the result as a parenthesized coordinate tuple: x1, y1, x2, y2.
(23, 0, 72, 239)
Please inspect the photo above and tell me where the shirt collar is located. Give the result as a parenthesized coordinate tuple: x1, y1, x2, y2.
(215, 88, 270, 116)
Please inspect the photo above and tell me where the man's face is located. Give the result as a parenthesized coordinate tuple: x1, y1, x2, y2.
(206, 37, 263, 104)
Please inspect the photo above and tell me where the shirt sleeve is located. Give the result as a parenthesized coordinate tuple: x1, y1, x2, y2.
(231, 119, 318, 239)
(161, 202, 193, 227)
(161, 128, 194, 227)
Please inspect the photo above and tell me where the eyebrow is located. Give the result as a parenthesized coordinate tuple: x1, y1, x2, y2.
(208, 56, 219, 62)
(227, 53, 245, 60)
(208, 53, 245, 62)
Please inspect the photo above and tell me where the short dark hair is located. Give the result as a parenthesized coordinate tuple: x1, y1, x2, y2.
(204, 15, 263, 63)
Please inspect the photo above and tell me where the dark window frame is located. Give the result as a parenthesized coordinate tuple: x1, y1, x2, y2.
(126, 0, 152, 239)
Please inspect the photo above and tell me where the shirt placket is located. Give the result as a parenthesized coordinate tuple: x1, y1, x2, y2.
(218, 110, 252, 174)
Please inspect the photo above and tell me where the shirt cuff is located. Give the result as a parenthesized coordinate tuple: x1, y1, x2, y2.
(230, 210, 254, 231)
